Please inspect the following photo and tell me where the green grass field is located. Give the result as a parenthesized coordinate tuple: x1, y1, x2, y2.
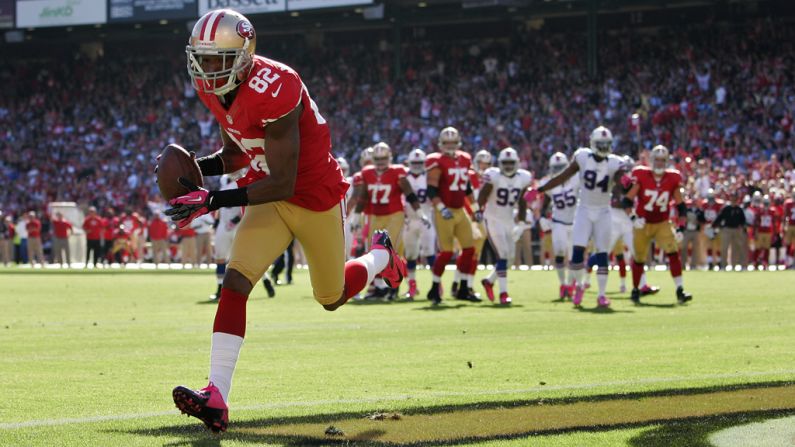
(1, 268, 794, 446)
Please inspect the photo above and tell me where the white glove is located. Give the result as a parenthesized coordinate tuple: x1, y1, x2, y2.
(633, 216, 646, 229)
(512, 223, 530, 243)
(349, 212, 362, 230)
(705, 227, 715, 240)
(538, 217, 551, 233)
(418, 211, 432, 229)
(471, 222, 483, 240)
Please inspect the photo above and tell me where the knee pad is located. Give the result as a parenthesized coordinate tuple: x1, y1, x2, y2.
(594, 252, 608, 268)
(496, 259, 508, 271)
(554, 256, 565, 268)
(407, 260, 417, 270)
(216, 263, 226, 275)
(571, 246, 585, 264)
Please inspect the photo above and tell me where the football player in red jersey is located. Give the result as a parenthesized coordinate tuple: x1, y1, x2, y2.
(425, 127, 481, 304)
(784, 188, 795, 268)
(753, 195, 779, 269)
(349, 142, 425, 299)
(625, 145, 693, 305)
(702, 188, 724, 270)
(164, 10, 406, 433)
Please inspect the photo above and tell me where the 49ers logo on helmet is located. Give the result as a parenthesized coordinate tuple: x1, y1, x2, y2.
(236, 21, 254, 40)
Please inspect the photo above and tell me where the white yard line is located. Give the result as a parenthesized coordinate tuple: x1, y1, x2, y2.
(2, 369, 794, 430)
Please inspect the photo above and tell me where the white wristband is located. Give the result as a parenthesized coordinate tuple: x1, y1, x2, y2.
(436, 202, 446, 212)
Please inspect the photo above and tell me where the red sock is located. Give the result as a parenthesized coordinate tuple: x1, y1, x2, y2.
(469, 252, 478, 275)
(456, 247, 474, 277)
(632, 261, 644, 288)
(617, 256, 626, 278)
(668, 252, 682, 278)
(433, 251, 453, 277)
(213, 288, 249, 337)
(343, 260, 369, 299)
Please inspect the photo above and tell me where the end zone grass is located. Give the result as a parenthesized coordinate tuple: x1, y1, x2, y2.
(1, 269, 793, 446)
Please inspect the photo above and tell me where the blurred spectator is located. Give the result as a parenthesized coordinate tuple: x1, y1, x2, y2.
(0, 212, 13, 266)
(82, 206, 104, 267)
(51, 211, 73, 267)
(25, 211, 44, 265)
(177, 226, 197, 266)
(148, 213, 170, 264)
(713, 193, 748, 269)
(110, 224, 131, 264)
(190, 213, 215, 265)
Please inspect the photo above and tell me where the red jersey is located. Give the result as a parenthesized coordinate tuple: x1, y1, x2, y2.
(703, 200, 724, 224)
(756, 206, 779, 234)
(631, 167, 682, 224)
(352, 171, 371, 215)
(83, 215, 104, 240)
(26, 219, 42, 238)
(196, 55, 347, 212)
(356, 165, 407, 216)
(103, 217, 118, 240)
(121, 215, 141, 235)
(52, 219, 73, 239)
(464, 169, 482, 216)
(784, 199, 795, 225)
(426, 150, 472, 209)
(148, 217, 169, 241)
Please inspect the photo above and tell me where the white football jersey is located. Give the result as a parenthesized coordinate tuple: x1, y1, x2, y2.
(405, 172, 432, 215)
(482, 167, 534, 222)
(572, 148, 625, 208)
(344, 176, 355, 203)
(542, 175, 579, 224)
(218, 179, 242, 230)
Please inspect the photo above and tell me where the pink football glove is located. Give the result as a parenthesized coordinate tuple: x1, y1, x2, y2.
(619, 174, 633, 190)
(165, 177, 211, 228)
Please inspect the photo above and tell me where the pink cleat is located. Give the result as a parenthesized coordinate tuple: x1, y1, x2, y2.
(371, 230, 407, 288)
(597, 295, 611, 308)
(640, 284, 660, 296)
(405, 279, 418, 298)
(481, 279, 495, 302)
(572, 285, 584, 306)
(172, 382, 228, 433)
(559, 284, 569, 300)
(499, 292, 512, 305)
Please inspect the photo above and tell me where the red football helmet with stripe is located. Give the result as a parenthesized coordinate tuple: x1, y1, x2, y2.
(186, 9, 257, 96)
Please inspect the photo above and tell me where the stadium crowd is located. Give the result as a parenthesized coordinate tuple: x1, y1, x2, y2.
(0, 17, 793, 268)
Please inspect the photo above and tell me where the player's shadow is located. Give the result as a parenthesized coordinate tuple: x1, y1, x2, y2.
(114, 380, 795, 447)
(575, 306, 634, 314)
(633, 302, 677, 309)
(348, 298, 416, 306)
(478, 304, 525, 309)
(414, 303, 469, 311)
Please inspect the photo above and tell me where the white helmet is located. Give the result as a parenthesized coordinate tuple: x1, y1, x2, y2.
(438, 126, 462, 155)
(549, 152, 568, 175)
(589, 126, 613, 157)
(474, 150, 492, 170)
(187, 9, 256, 96)
(651, 145, 669, 175)
(372, 142, 392, 170)
(359, 147, 374, 167)
(498, 147, 520, 176)
(407, 148, 426, 175)
(336, 157, 350, 177)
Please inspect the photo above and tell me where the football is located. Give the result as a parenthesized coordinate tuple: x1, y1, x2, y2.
(156, 144, 204, 201)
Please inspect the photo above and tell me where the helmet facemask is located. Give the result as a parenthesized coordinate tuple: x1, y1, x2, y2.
(187, 42, 253, 96)
(500, 160, 518, 176)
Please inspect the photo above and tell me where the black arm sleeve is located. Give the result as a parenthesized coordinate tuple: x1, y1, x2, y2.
(427, 185, 439, 199)
(406, 192, 419, 205)
(196, 152, 225, 177)
(621, 197, 634, 210)
(677, 202, 687, 218)
(465, 182, 473, 196)
(208, 188, 249, 211)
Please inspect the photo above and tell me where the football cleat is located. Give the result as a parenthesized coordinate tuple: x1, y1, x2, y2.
(640, 284, 660, 296)
(262, 278, 275, 298)
(404, 279, 418, 299)
(630, 288, 641, 305)
(559, 284, 569, 300)
(583, 281, 591, 290)
(450, 281, 459, 298)
(676, 286, 693, 305)
(172, 382, 228, 433)
(572, 285, 584, 307)
(499, 292, 512, 305)
(427, 283, 442, 305)
(482, 279, 496, 302)
(370, 230, 406, 288)
(456, 283, 482, 302)
(597, 295, 611, 308)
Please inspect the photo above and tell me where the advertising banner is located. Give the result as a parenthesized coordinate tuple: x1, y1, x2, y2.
(17, 0, 107, 28)
(287, 0, 371, 11)
(198, 0, 285, 16)
(108, 0, 197, 22)
(0, 0, 13, 28)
